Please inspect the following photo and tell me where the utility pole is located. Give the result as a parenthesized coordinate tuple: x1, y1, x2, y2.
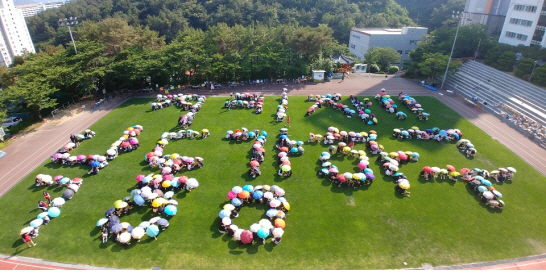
(58, 17, 79, 54)
(440, 11, 464, 90)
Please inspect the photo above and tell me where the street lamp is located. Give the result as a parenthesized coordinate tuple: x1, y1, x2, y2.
(529, 60, 538, 82)
(440, 11, 464, 90)
(58, 17, 79, 54)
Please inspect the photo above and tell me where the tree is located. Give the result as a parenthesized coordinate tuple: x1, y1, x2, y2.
(515, 58, 535, 78)
(417, 52, 461, 79)
(497, 51, 516, 72)
(532, 66, 546, 85)
(365, 47, 401, 71)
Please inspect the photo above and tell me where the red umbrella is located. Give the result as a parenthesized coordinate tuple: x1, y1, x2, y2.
(281, 161, 291, 166)
(256, 148, 265, 153)
(460, 168, 470, 174)
(238, 191, 250, 199)
(369, 130, 377, 134)
(163, 174, 174, 181)
(446, 165, 456, 172)
(173, 159, 183, 165)
(368, 141, 377, 146)
(121, 141, 130, 147)
(240, 230, 253, 244)
(337, 174, 347, 182)
(336, 103, 343, 107)
(87, 154, 94, 160)
(178, 176, 188, 183)
(423, 166, 433, 173)
(147, 152, 155, 159)
(250, 160, 260, 167)
(280, 147, 289, 152)
(398, 153, 408, 161)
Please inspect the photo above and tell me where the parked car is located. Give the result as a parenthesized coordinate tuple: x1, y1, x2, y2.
(2, 117, 22, 128)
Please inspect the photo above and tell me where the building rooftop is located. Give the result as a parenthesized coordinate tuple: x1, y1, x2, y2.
(352, 27, 428, 35)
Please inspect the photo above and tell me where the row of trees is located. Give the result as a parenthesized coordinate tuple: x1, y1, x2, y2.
(0, 19, 345, 120)
(27, 0, 414, 49)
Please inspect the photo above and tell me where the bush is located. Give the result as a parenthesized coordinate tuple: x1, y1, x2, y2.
(375, 71, 385, 74)
(388, 66, 399, 74)
(369, 64, 380, 73)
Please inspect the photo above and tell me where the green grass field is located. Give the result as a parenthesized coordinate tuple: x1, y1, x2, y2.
(0, 96, 545, 270)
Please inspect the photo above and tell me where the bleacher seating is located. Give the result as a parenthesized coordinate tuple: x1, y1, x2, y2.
(444, 60, 546, 128)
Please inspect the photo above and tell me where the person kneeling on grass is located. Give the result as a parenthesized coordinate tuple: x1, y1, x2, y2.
(395, 185, 410, 197)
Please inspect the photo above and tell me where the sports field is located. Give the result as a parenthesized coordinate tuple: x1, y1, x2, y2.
(0, 96, 545, 270)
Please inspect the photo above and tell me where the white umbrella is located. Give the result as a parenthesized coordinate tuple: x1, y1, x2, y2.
(131, 227, 145, 239)
(118, 232, 131, 243)
(272, 227, 284, 238)
(259, 219, 273, 229)
(222, 217, 232, 225)
(52, 197, 65, 207)
(138, 221, 151, 229)
(68, 184, 79, 192)
(234, 229, 244, 240)
(250, 223, 261, 233)
(120, 222, 131, 229)
(483, 191, 494, 199)
(149, 217, 161, 224)
(264, 192, 274, 200)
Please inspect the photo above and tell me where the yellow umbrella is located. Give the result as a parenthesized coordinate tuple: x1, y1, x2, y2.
(126, 127, 134, 131)
(170, 153, 180, 159)
(162, 181, 171, 188)
(114, 201, 128, 209)
(389, 152, 398, 158)
(282, 201, 290, 211)
(405, 151, 413, 155)
(450, 171, 460, 177)
(343, 147, 351, 152)
(122, 135, 129, 140)
(358, 150, 366, 156)
(202, 129, 209, 133)
(333, 128, 339, 133)
(361, 132, 368, 137)
(223, 204, 235, 210)
(153, 174, 162, 180)
(152, 199, 162, 208)
(379, 144, 384, 150)
(359, 155, 369, 161)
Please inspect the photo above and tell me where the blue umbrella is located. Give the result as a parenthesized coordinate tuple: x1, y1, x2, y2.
(243, 185, 254, 192)
(321, 168, 329, 175)
(37, 212, 49, 219)
(474, 175, 484, 181)
(60, 177, 70, 184)
(482, 180, 492, 186)
(423, 113, 430, 116)
(277, 197, 287, 203)
(467, 144, 475, 148)
(96, 218, 109, 226)
(134, 195, 145, 206)
(261, 131, 268, 137)
(369, 135, 376, 140)
(257, 227, 270, 238)
(412, 152, 420, 158)
(364, 168, 373, 174)
(326, 93, 332, 98)
(367, 121, 373, 125)
(30, 218, 43, 228)
(453, 133, 459, 139)
(394, 172, 404, 177)
(164, 205, 177, 216)
(331, 164, 338, 169)
(219, 209, 231, 218)
(296, 141, 304, 145)
(110, 223, 122, 233)
(143, 176, 152, 183)
(105, 208, 116, 217)
(252, 190, 263, 199)
(280, 135, 288, 139)
(477, 186, 487, 192)
(321, 152, 330, 157)
(146, 225, 159, 237)
(417, 107, 423, 111)
(439, 130, 447, 137)
(366, 173, 375, 179)
(109, 215, 120, 224)
(156, 218, 169, 226)
(48, 207, 61, 218)
(248, 132, 256, 138)
(91, 161, 100, 168)
(266, 209, 278, 217)
(170, 180, 179, 188)
(401, 131, 409, 136)
(425, 129, 433, 134)
(231, 198, 242, 206)
(473, 168, 482, 172)
(290, 147, 298, 153)
(392, 104, 397, 108)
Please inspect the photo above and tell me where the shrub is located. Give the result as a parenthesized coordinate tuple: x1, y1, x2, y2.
(388, 66, 399, 74)
(369, 64, 380, 73)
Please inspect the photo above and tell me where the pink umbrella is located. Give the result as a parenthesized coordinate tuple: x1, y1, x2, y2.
(178, 176, 188, 183)
(163, 174, 174, 181)
(359, 110, 364, 114)
(270, 199, 281, 208)
(54, 175, 63, 181)
(77, 155, 86, 160)
(154, 147, 163, 152)
(227, 191, 237, 199)
(130, 138, 139, 145)
(329, 168, 339, 173)
(136, 174, 145, 182)
(53, 153, 62, 159)
(415, 104, 421, 107)
(278, 152, 287, 158)
(185, 158, 195, 163)
(367, 102, 372, 106)
(358, 162, 367, 170)
(121, 142, 130, 147)
(385, 104, 391, 108)
(161, 167, 172, 174)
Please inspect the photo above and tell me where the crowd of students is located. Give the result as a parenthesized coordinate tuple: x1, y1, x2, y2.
(221, 184, 288, 245)
(224, 92, 264, 114)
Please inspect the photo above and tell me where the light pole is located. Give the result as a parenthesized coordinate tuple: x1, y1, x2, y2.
(529, 60, 538, 82)
(440, 11, 464, 90)
(58, 17, 79, 54)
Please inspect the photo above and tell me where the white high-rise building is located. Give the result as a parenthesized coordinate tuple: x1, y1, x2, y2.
(462, 0, 511, 35)
(0, 0, 35, 66)
(498, 0, 546, 46)
(17, 2, 64, 18)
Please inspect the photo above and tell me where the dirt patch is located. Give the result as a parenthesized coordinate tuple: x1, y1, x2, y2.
(526, 238, 546, 253)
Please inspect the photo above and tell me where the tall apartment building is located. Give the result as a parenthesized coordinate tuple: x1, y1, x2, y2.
(462, 0, 511, 35)
(498, 0, 546, 46)
(348, 27, 428, 64)
(17, 2, 64, 18)
(0, 0, 36, 66)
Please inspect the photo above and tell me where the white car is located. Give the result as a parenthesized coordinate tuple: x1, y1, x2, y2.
(2, 117, 22, 128)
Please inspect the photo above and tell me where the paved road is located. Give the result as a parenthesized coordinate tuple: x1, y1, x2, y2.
(0, 74, 545, 270)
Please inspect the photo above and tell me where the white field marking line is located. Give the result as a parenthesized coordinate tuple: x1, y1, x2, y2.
(0, 107, 114, 193)
(484, 259, 546, 270)
(0, 260, 62, 270)
(11, 263, 17, 270)
(438, 95, 546, 174)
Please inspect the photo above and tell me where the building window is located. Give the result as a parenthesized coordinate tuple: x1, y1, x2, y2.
(516, 33, 528, 40)
(409, 40, 418, 44)
(506, 31, 528, 41)
(510, 18, 533, 26)
(405, 50, 411, 54)
(397, 50, 403, 55)
(505, 31, 517, 38)
(350, 44, 356, 49)
(514, 4, 537, 12)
